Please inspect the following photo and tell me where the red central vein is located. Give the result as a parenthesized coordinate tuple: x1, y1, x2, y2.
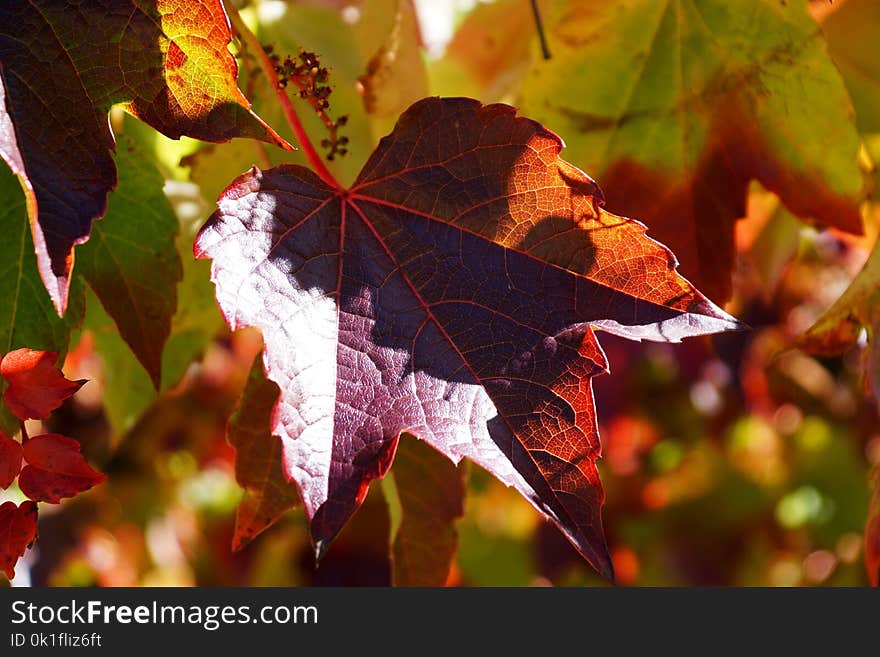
(225, 2, 338, 189)
(342, 195, 588, 533)
(350, 142, 545, 194)
(344, 197, 495, 396)
(329, 196, 347, 446)
(348, 193, 689, 321)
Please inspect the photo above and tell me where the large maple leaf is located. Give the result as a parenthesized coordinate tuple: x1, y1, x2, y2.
(196, 97, 741, 577)
(0, 0, 290, 313)
(518, 0, 865, 302)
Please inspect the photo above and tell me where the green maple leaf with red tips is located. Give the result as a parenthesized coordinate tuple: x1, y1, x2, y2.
(517, 0, 866, 303)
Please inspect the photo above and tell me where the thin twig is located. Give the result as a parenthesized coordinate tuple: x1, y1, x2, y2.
(530, 0, 551, 60)
(225, 2, 340, 189)
(19, 421, 28, 444)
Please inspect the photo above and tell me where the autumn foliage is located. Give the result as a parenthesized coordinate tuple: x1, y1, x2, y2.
(0, 349, 104, 577)
(0, 0, 878, 587)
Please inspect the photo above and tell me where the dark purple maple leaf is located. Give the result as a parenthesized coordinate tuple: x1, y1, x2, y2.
(195, 97, 741, 579)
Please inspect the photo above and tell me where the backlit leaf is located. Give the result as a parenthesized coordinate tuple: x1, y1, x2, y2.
(18, 433, 107, 503)
(0, 168, 85, 358)
(0, 0, 289, 313)
(799, 233, 880, 400)
(0, 430, 22, 489)
(0, 167, 85, 433)
(1, 349, 84, 421)
(358, 0, 429, 120)
(391, 435, 465, 586)
(229, 357, 301, 551)
(0, 500, 37, 580)
(76, 134, 182, 388)
(518, 0, 865, 302)
(196, 97, 741, 577)
(819, 0, 880, 133)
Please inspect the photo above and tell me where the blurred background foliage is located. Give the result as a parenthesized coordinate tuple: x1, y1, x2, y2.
(2, 0, 879, 587)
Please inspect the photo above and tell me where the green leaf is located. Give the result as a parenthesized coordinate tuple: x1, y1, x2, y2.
(79, 146, 223, 435)
(518, 0, 865, 302)
(391, 436, 465, 586)
(0, 167, 84, 434)
(356, 0, 430, 129)
(160, 184, 226, 391)
(82, 287, 155, 437)
(117, 113, 226, 375)
(427, 0, 534, 102)
(77, 134, 182, 388)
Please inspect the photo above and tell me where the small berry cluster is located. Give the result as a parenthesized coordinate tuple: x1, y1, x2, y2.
(266, 46, 350, 161)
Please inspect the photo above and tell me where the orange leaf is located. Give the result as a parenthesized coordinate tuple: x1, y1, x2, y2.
(0, 500, 37, 580)
(1, 349, 85, 421)
(19, 434, 106, 504)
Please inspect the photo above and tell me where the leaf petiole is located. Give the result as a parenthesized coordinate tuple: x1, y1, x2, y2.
(224, 2, 340, 190)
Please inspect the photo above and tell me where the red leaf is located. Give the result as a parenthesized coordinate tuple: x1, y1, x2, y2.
(196, 97, 742, 579)
(1, 349, 85, 421)
(0, 430, 22, 489)
(391, 436, 465, 586)
(0, 0, 290, 313)
(0, 500, 38, 580)
(229, 357, 301, 551)
(19, 434, 106, 504)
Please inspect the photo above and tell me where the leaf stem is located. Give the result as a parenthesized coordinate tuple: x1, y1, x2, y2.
(19, 421, 29, 444)
(225, 2, 340, 189)
(529, 0, 552, 60)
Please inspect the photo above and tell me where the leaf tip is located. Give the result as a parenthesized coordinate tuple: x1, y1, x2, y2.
(313, 538, 329, 564)
(695, 299, 750, 335)
(231, 534, 251, 553)
(256, 113, 296, 152)
(597, 554, 616, 585)
(147, 368, 161, 392)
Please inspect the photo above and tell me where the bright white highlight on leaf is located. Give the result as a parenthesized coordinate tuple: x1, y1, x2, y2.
(274, 289, 337, 515)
